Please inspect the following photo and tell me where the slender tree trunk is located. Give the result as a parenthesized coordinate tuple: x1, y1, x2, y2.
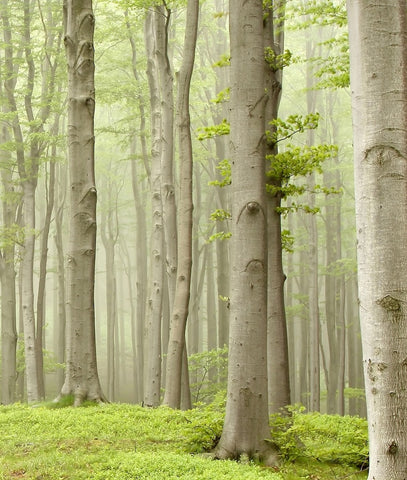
(36, 143, 58, 399)
(0, 133, 17, 404)
(264, 0, 290, 413)
(53, 161, 67, 391)
(307, 173, 320, 412)
(101, 202, 118, 402)
(304, 37, 321, 413)
(129, 138, 147, 402)
(348, 2, 407, 477)
(155, 4, 177, 313)
(59, 0, 104, 405)
(143, 10, 164, 407)
(163, 0, 199, 409)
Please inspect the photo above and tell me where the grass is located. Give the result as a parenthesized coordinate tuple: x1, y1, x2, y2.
(0, 401, 368, 480)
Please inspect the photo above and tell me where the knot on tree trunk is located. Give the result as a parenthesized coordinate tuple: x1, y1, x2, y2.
(376, 295, 401, 311)
(246, 201, 260, 213)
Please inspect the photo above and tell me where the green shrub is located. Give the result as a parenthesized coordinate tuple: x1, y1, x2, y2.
(188, 347, 228, 404)
(269, 405, 368, 468)
(184, 390, 226, 453)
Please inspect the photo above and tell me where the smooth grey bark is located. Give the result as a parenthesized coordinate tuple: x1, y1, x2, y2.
(305, 56, 320, 412)
(155, 4, 177, 313)
(348, 1, 407, 477)
(143, 9, 164, 407)
(306, 173, 320, 412)
(53, 161, 67, 391)
(101, 184, 119, 402)
(130, 139, 147, 402)
(0, 122, 17, 405)
(126, 20, 148, 403)
(59, 0, 105, 405)
(215, 0, 276, 463)
(263, 0, 290, 414)
(163, 0, 199, 409)
(1, 0, 39, 403)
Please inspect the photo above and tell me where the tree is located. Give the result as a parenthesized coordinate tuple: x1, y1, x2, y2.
(215, 0, 276, 463)
(58, 0, 105, 405)
(143, 8, 164, 407)
(0, 119, 18, 405)
(347, 1, 407, 478)
(163, 0, 199, 410)
(263, 0, 291, 414)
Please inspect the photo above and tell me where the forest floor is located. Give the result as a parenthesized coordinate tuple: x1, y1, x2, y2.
(0, 400, 368, 479)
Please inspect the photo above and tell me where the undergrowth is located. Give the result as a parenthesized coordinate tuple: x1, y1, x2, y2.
(0, 400, 368, 480)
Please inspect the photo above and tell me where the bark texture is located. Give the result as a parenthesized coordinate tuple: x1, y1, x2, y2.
(143, 9, 164, 407)
(263, 0, 291, 414)
(59, 0, 104, 405)
(215, 0, 276, 463)
(163, 0, 199, 409)
(348, 1, 407, 478)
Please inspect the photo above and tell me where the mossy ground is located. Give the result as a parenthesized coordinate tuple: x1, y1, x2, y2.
(0, 401, 368, 479)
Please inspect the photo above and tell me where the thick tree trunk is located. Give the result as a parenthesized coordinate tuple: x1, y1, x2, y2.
(59, 0, 104, 405)
(163, 0, 198, 409)
(348, 1, 407, 477)
(215, 0, 276, 463)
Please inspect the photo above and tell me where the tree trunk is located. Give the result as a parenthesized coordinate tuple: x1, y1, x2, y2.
(59, 0, 104, 405)
(143, 9, 164, 407)
(263, 0, 290, 414)
(101, 198, 118, 402)
(347, 1, 407, 477)
(155, 4, 177, 314)
(215, 0, 276, 463)
(163, 0, 199, 409)
(53, 161, 67, 392)
(0, 126, 17, 404)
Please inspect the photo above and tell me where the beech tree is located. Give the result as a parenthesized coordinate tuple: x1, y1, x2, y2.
(0, 120, 17, 405)
(347, 1, 407, 478)
(58, 0, 105, 405)
(215, 0, 276, 463)
(163, 0, 199, 410)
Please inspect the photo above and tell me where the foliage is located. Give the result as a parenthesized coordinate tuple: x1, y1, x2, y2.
(184, 390, 226, 452)
(287, 0, 349, 89)
(197, 119, 230, 141)
(266, 113, 321, 146)
(0, 402, 280, 480)
(266, 114, 338, 216)
(269, 405, 368, 469)
(264, 48, 293, 71)
(188, 347, 228, 404)
(208, 158, 231, 188)
(16, 334, 64, 374)
(0, 402, 368, 479)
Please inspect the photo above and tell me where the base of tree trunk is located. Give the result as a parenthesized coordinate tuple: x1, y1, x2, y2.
(54, 391, 108, 407)
(213, 441, 279, 467)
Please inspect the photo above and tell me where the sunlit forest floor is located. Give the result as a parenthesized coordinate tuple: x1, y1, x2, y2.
(0, 399, 368, 479)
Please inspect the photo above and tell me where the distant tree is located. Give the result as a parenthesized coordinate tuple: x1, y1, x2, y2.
(0, 119, 18, 405)
(347, 1, 407, 478)
(58, 0, 105, 405)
